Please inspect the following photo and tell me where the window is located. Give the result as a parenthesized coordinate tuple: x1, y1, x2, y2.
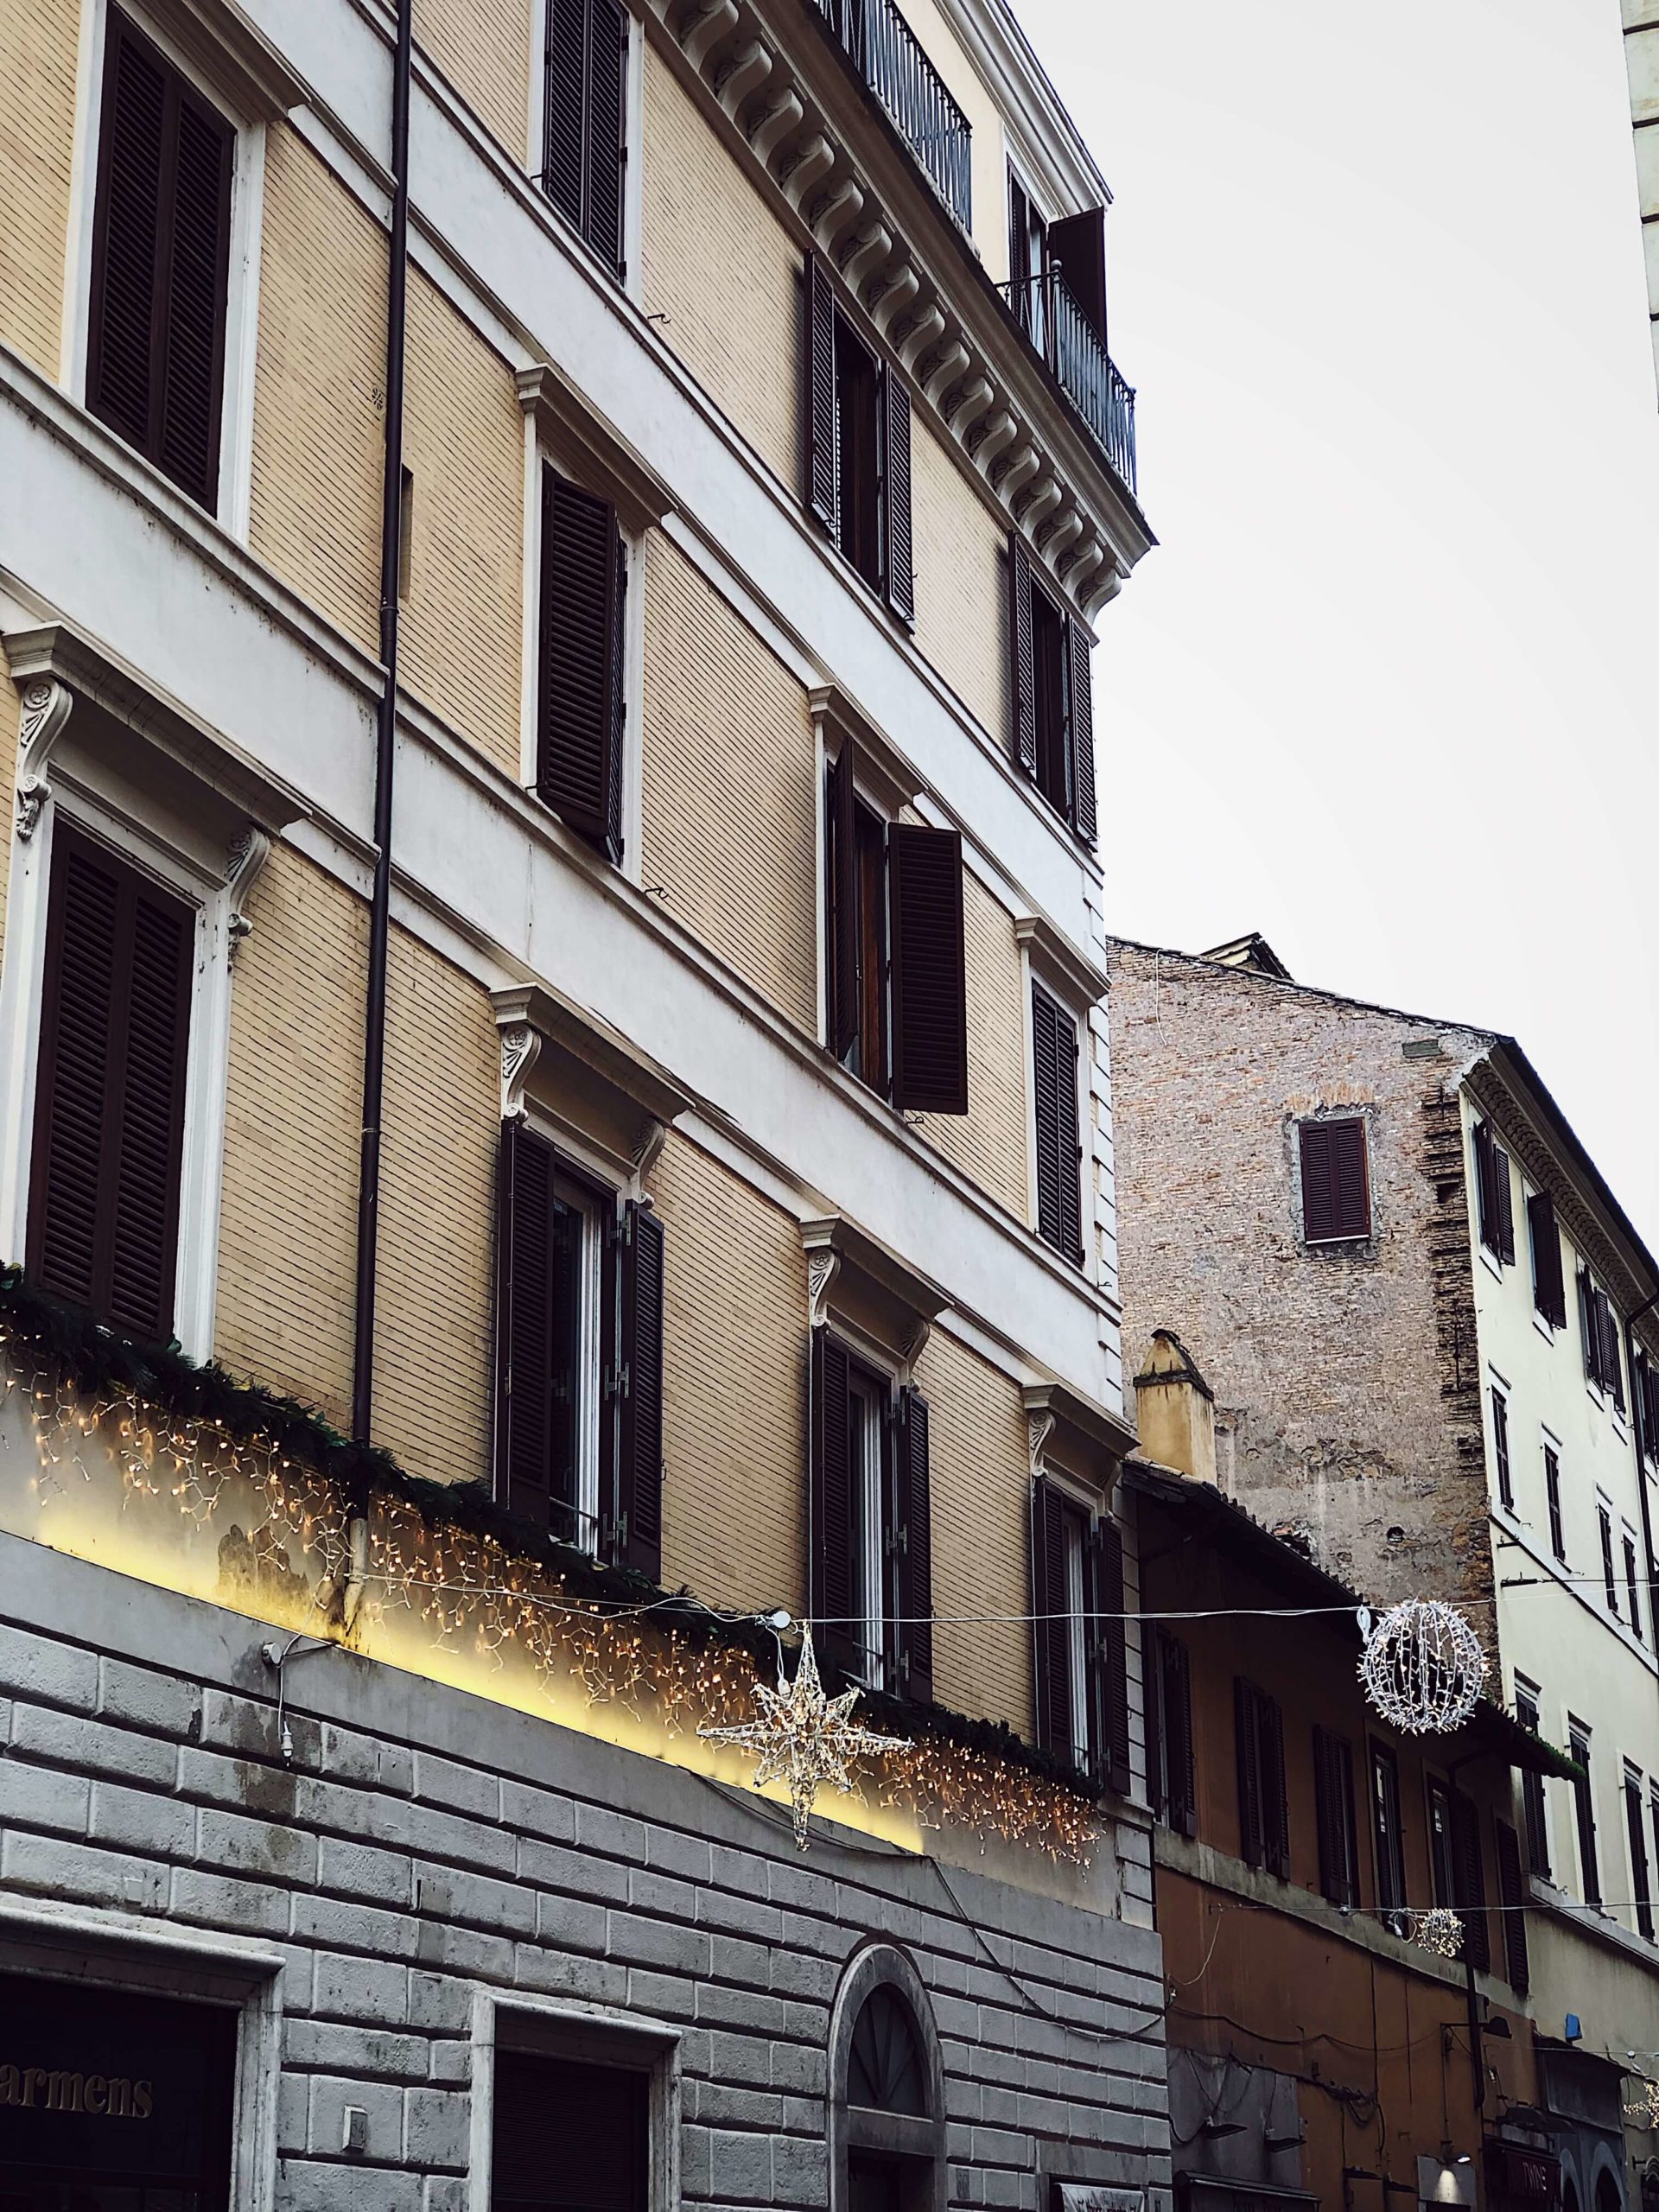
(1625, 1768, 1654, 1941)
(1147, 1630, 1196, 1836)
(540, 0, 628, 277)
(1427, 1781, 1491, 1969)
(27, 823, 194, 1342)
(1544, 1444, 1566, 1563)
(1298, 1116, 1370, 1244)
(804, 256, 914, 621)
(1313, 1726, 1358, 1908)
(1625, 1533, 1645, 1644)
(1491, 1383, 1513, 1510)
(1006, 164, 1109, 361)
(1007, 165, 1049, 347)
(86, 8, 233, 510)
(1370, 1741, 1408, 1916)
(829, 1949, 944, 2212)
(492, 2046, 648, 2212)
(1635, 1345, 1659, 1467)
(824, 741, 968, 1115)
(1578, 1268, 1624, 1408)
(1235, 1679, 1288, 1878)
(1529, 1190, 1567, 1329)
(1472, 1121, 1515, 1263)
(494, 1119, 664, 1573)
(1493, 1820, 1530, 1993)
(1569, 1723, 1600, 1907)
(1032, 1479, 1129, 1789)
(537, 465, 627, 862)
(810, 1330, 931, 1701)
(1031, 982, 1084, 1265)
(1008, 538, 1096, 846)
(1514, 1685, 1551, 1878)
(1599, 1503, 1619, 1616)
(1427, 1778, 1457, 1907)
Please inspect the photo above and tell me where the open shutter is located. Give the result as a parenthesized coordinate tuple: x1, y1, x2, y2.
(1008, 537, 1037, 777)
(894, 1385, 933, 1703)
(1048, 206, 1108, 346)
(1580, 1268, 1598, 1382)
(810, 1329, 859, 1681)
(1529, 1191, 1566, 1328)
(1090, 1516, 1131, 1795)
(1030, 1477, 1070, 1755)
(1007, 167, 1033, 335)
(1494, 1820, 1529, 1993)
(1235, 1680, 1263, 1868)
(28, 829, 193, 1341)
(494, 1120, 580, 1532)
(888, 824, 967, 1115)
(882, 367, 915, 624)
(1601, 1294, 1625, 1412)
(1474, 1122, 1498, 1251)
(1491, 1142, 1515, 1263)
(827, 745, 860, 1059)
(1452, 1793, 1491, 1972)
(1067, 619, 1096, 849)
(1032, 984, 1084, 1265)
(804, 253, 838, 532)
(538, 468, 623, 861)
(1261, 1694, 1289, 1877)
(587, 0, 628, 276)
(613, 1199, 664, 1580)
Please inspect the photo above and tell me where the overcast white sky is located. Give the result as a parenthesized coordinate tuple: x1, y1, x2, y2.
(1015, 0, 1659, 1248)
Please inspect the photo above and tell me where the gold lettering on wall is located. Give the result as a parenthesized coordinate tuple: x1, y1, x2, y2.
(0, 2063, 154, 2118)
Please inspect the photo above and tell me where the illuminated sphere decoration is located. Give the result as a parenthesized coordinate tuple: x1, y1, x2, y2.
(1408, 1907, 1465, 1961)
(1358, 1599, 1486, 1735)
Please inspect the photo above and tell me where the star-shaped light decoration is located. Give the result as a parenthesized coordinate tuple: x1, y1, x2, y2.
(700, 1625, 907, 1849)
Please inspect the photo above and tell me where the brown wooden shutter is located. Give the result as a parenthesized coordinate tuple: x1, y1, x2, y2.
(1007, 167, 1033, 334)
(1492, 1142, 1515, 1263)
(1049, 207, 1108, 346)
(543, 0, 587, 227)
(888, 824, 967, 1115)
(1235, 1679, 1264, 1868)
(1474, 1122, 1498, 1250)
(804, 253, 837, 532)
(1067, 619, 1096, 848)
(1030, 1476, 1070, 1755)
(1167, 1637, 1197, 1836)
(538, 467, 624, 861)
(613, 1198, 664, 1580)
(1008, 537, 1037, 777)
(1313, 1728, 1356, 1906)
(1528, 1191, 1567, 1328)
(1494, 1818, 1529, 1993)
(587, 0, 628, 277)
(810, 1328, 859, 1680)
(494, 1120, 581, 1531)
(87, 10, 231, 512)
(894, 1384, 932, 1703)
(1261, 1692, 1289, 1877)
(1032, 983, 1084, 1265)
(1090, 1515, 1131, 1795)
(827, 745, 860, 1059)
(1600, 1293, 1625, 1412)
(1300, 1118, 1370, 1242)
(1452, 1791, 1491, 1972)
(28, 827, 192, 1341)
(881, 366, 915, 625)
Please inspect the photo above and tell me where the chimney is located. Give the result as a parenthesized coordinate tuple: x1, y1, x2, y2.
(1133, 1330, 1217, 1484)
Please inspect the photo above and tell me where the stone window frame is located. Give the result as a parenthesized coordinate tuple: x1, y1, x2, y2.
(467, 1988, 683, 2212)
(0, 1892, 283, 2212)
(1286, 1103, 1378, 1258)
(524, 0, 646, 299)
(826, 1942, 947, 2212)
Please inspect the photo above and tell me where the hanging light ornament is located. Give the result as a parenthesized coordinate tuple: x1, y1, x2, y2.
(1407, 1907, 1465, 1960)
(1624, 2076, 1659, 2130)
(1359, 1599, 1486, 1735)
(699, 1624, 907, 1849)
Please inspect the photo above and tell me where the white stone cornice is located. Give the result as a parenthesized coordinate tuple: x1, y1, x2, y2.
(517, 365, 677, 531)
(143, 0, 307, 120)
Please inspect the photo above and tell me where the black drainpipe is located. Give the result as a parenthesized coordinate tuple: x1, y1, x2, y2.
(352, 0, 415, 1446)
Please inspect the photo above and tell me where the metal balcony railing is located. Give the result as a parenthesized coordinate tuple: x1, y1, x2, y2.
(1002, 267, 1138, 498)
(806, 0, 972, 230)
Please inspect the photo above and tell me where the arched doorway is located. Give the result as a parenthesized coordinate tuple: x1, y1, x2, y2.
(1595, 2165, 1624, 2212)
(828, 1946, 946, 2212)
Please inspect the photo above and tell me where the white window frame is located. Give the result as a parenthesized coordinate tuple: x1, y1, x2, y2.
(1014, 918, 1105, 1287)
(61, 0, 270, 541)
(524, 0, 645, 300)
(1487, 1368, 1514, 1517)
(847, 1359, 890, 1690)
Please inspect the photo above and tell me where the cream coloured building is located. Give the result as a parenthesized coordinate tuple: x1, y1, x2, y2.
(1625, 0, 1659, 393)
(0, 0, 1160, 2204)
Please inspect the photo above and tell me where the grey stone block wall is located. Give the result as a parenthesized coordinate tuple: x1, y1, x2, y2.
(0, 1535, 1171, 2211)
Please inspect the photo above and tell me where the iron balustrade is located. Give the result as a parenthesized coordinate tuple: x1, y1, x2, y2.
(1002, 267, 1138, 497)
(806, 0, 972, 229)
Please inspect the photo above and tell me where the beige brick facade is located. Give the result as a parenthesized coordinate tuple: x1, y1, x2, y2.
(213, 843, 367, 1428)
(372, 924, 500, 1490)
(249, 125, 386, 657)
(401, 270, 526, 780)
(911, 418, 1010, 747)
(915, 870, 1029, 1222)
(0, 0, 78, 381)
(647, 1130, 808, 1616)
(416, 0, 531, 164)
(639, 533, 819, 1033)
(639, 46, 801, 487)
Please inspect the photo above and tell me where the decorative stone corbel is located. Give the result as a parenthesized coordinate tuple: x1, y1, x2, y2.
(224, 825, 271, 968)
(900, 1314, 931, 1371)
(499, 1022, 543, 1122)
(807, 1249, 842, 1331)
(1027, 1403, 1057, 1482)
(749, 87, 804, 166)
(715, 39, 772, 116)
(15, 679, 73, 842)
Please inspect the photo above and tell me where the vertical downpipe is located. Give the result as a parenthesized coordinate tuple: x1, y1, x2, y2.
(353, 0, 414, 1446)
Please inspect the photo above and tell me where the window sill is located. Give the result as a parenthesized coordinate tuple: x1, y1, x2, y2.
(1533, 1312, 1559, 1346)
(1478, 1243, 1508, 1283)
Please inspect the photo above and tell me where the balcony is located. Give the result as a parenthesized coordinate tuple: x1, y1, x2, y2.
(1003, 268, 1139, 499)
(805, 0, 973, 231)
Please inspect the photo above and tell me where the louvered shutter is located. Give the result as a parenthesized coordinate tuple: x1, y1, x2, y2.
(1049, 207, 1108, 346)
(587, 0, 628, 277)
(804, 253, 838, 532)
(1300, 1119, 1370, 1242)
(1494, 1820, 1529, 1993)
(1580, 1268, 1598, 1382)
(1475, 1122, 1498, 1250)
(1529, 1191, 1567, 1329)
(1452, 1792, 1491, 1972)
(881, 366, 915, 625)
(1032, 983, 1084, 1265)
(827, 745, 860, 1059)
(543, 0, 586, 228)
(28, 828, 193, 1341)
(1090, 1516, 1131, 1795)
(1067, 618, 1097, 848)
(1300, 1122, 1336, 1243)
(1314, 1729, 1356, 1906)
(158, 91, 232, 508)
(1261, 1692, 1289, 1877)
(1236, 1679, 1264, 1868)
(1491, 1141, 1515, 1263)
(1169, 1637, 1197, 1836)
(1007, 168, 1033, 336)
(1143, 1624, 1165, 1816)
(1031, 1477, 1070, 1755)
(894, 1385, 933, 1703)
(1600, 1294, 1625, 1412)
(888, 824, 967, 1115)
(810, 1329, 859, 1681)
(613, 1199, 664, 1580)
(538, 467, 624, 861)
(1008, 537, 1037, 776)
(494, 1120, 581, 1531)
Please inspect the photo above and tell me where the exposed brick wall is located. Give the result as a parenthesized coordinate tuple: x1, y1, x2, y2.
(639, 534, 819, 1035)
(1106, 941, 1493, 1611)
(416, 0, 531, 162)
(214, 844, 368, 1430)
(249, 126, 386, 656)
(0, 0, 77, 379)
(914, 872, 1029, 1225)
(911, 418, 1009, 749)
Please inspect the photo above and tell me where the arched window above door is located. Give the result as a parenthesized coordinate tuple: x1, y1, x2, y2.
(828, 1945, 946, 2212)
